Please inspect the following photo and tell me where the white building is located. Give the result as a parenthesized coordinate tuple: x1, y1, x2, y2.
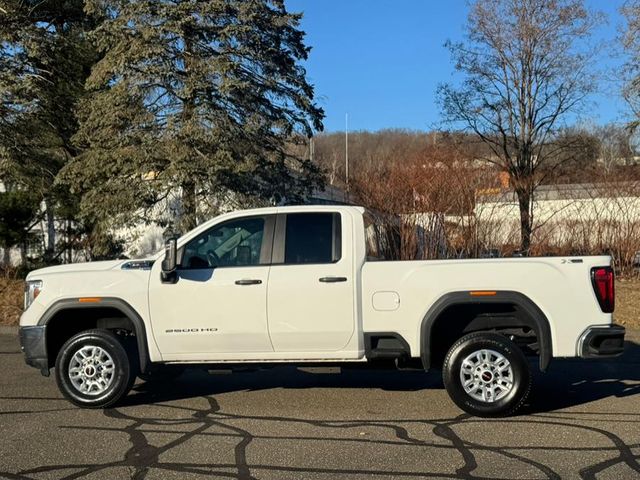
(475, 182, 640, 249)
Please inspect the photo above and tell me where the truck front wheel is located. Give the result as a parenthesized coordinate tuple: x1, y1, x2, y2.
(55, 329, 135, 408)
(442, 332, 531, 417)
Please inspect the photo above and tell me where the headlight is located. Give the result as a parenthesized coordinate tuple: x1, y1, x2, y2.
(24, 280, 43, 310)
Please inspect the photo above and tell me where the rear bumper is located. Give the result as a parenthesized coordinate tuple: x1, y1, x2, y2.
(18, 325, 49, 375)
(578, 324, 625, 358)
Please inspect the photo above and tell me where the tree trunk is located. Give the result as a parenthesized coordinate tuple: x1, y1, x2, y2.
(45, 198, 55, 259)
(67, 220, 73, 263)
(515, 187, 532, 254)
(180, 28, 198, 234)
(181, 180, 197, 232)
(20, 238, 27, 265)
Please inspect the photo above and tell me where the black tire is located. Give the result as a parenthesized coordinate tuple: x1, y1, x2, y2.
(138, 365, 185, 383)
(442, 332, 531, 417)
(55, 329, 136, 408)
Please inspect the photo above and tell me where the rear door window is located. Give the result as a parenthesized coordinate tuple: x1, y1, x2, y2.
(284, 213, 341, 265)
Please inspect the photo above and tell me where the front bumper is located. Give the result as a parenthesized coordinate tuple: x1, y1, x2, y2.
(578, 324, 625, 358)
(18, 325, 49, 376)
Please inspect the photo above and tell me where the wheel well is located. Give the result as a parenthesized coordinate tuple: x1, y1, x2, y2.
(428, 302, 542, 370)
(45, 307, 137, 369)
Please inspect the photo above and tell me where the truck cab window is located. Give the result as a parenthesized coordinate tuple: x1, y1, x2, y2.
(181, 217, 265, 269)
(284, 212, 341, 264)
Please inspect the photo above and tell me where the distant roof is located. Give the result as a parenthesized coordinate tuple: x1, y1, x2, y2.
(477, 182, 640, 203)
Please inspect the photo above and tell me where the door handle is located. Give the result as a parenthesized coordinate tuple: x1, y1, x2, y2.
(235, 279, 262, 286)
(319, 276, 347, 283)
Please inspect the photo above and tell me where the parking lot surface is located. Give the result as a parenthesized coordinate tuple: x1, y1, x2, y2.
(1, 333, 640, 480)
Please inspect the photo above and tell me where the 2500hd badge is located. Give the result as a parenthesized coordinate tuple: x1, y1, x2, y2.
(165, 328, 218, 334)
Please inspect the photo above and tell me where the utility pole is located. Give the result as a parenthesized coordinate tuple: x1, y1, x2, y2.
(345, 113, 349, 201)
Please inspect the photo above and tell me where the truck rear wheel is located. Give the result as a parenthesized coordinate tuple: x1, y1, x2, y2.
(55, 329, 135, 408)
(442, 332, 531, 417)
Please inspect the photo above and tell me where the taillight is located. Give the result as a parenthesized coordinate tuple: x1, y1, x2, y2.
(591, 267, 615, 313)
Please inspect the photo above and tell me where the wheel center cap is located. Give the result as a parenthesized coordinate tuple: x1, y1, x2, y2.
(84, 365, 96, 378)
(481, 371, 493, 382)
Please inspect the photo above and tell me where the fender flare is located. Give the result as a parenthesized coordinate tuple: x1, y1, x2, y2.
(37, 297, 150, 373)
(420, 291, 552, 372)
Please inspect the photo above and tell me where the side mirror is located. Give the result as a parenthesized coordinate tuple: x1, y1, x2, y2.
(161, 238, 178, 283)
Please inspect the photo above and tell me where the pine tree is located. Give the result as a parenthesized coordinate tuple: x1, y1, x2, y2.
(0, 189, 41, 264)
(0, 0, 95, 259)
(65, 0, 324, 233)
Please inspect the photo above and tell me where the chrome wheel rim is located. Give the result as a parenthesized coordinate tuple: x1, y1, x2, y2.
(68, 345, 116, 396)
(459, 349, 514, 403)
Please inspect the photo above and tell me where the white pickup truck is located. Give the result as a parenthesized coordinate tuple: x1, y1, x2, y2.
(19, 205, 624, 416)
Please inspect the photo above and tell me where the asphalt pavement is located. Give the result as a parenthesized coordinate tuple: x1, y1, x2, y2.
(1, 332, 640, 479)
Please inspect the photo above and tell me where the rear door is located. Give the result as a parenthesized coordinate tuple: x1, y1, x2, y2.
(267, 211, 355, 352)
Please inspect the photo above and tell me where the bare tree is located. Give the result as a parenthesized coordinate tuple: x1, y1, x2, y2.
(622, 1, 640, 139)
(438, 0, 602, 252)
(348, 135, 500, 260)
(592, 123, 635, 172)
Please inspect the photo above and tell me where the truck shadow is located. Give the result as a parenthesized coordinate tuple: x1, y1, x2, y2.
(122, 339, 640, 414)
(524, 338, 640, 414)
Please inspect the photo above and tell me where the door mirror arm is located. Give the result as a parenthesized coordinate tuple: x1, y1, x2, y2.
(161, 237, 178, 284)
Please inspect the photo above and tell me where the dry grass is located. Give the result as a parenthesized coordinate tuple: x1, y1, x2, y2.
(614, 278, 640, 329)
(0, 277, 23, 326)
(0, 275, 638, 329)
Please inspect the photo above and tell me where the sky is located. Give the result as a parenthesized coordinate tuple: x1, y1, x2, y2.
(286, 0, 630, 133)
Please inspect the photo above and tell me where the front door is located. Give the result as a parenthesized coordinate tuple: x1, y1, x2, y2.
(267, 212, 355, 352)
(148, 215, 275, 358)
